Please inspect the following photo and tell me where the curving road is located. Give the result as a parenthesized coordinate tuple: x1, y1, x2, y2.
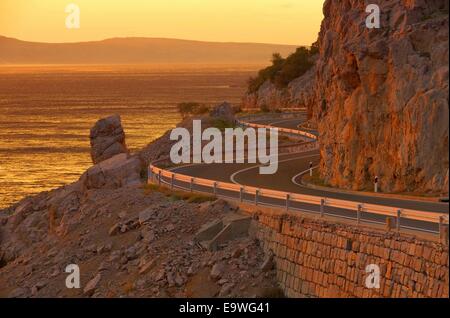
(163, 114, 449, 234)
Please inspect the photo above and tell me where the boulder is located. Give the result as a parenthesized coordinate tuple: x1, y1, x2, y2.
(80, 153, 141, 190)
(210, 262, 225, 281)
(90, 115, 128, 164)
(83, 273, 101, 296)
(210, 102, 235, 123)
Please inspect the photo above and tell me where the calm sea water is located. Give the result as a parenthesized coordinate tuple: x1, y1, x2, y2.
(0, 64, 259, 208)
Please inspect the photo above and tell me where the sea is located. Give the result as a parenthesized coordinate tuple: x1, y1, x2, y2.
(0, 64, 259, 208)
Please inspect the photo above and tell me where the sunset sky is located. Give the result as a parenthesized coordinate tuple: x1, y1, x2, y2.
(0, 0, 324, 45)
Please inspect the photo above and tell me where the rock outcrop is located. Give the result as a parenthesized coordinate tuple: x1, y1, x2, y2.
(80, 153, 141, 190)
(90, 115, 128, 164)
(243, 0, 449, 195)
(314, 0, 449, 194)
(209, 102, 236, 123)
(242, 64, 316, 116)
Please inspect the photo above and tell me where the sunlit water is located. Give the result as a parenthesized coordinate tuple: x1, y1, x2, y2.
(0, 64, 259, 208)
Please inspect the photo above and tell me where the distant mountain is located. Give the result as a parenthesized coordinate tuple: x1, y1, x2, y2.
(0, 36, 298, 64)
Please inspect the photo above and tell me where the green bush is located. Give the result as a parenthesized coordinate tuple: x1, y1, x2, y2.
(247, 44, 318, 93)
(177, 102, 210, 118)
(273, 47, 314, 88)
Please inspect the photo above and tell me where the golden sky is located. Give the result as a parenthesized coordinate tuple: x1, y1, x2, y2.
(0, 0, 324, 45)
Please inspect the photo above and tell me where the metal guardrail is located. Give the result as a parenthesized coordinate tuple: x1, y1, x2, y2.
(237, 112, 306, 122)
(148, 117, 449, 238)
(148, 162, 448, 236)
(236, 119, 318, 141)
(239, 108, 308, 116)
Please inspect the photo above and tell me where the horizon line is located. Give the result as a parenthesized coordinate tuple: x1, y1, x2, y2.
(0, 34, 305, 47)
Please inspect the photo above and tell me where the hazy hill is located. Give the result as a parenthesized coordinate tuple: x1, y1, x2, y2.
(0, 36, 298, 64)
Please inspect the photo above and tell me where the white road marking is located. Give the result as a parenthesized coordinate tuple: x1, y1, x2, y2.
(291, 165, 320, 186)
(230, 153, 320, 185)
(170, 149, 317, 173)
(169, 163, 200, 172)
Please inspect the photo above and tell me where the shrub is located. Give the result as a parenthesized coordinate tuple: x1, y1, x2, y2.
(192, 104, 210, 115)
(273, 47, 314, 88)
(143, 183, 216, 203)
(247, 44, 318, 93)
(177, 102, 210, 118)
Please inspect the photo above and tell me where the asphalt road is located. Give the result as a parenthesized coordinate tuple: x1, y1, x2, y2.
(160, 115, 449, 234)
(247, 115, 319, 136)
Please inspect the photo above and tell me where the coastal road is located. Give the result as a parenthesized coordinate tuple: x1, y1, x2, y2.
(160, 115, 449, 234)
(244, 115, 319, 138)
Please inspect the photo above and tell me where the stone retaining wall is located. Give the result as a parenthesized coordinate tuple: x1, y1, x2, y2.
(247, 208, 449, 298)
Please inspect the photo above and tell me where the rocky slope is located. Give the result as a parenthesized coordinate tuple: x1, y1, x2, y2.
(243, 0, 449, 195)
(242, 64, 316, 115)
(0, 184, 279, 298)
(0, 109, 280, 298)
(315, 0, 448, 194)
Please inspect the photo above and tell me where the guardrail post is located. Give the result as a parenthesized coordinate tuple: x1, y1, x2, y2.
(213, 182, 217, 195)
(439, 216, 448, 245)
(148, 166, 152, 184)
(158, 171, 162, 186)
(171, 174, 175, 189)
(190, 178, 194, 192)
(240, 187, 244, 202)
(374, 176, 379, 193)
(320, 199, 325, 218)
(286, 194, 290, 211)
(255, 190, 260, 206)
(357, 204, 362, 225)
(396, 210, 402, 231)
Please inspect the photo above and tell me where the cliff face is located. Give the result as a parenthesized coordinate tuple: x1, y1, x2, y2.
(242, 65, 316, 115)
(315, 0, 449, 193)
(244, 0, 449, 194)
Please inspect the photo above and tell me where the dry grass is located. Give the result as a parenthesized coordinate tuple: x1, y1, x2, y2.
(143, 183, 217, 203)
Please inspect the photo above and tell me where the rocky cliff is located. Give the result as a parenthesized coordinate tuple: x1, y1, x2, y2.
(315, 0, 448, 194)
(242, 64, 316, 115)
(244, 0, 449, 195)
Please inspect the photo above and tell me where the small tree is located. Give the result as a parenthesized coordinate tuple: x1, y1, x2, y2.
(177, 102, 196, 118)
(246, 43, 318, 93)
(177, 102, 209, 118)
